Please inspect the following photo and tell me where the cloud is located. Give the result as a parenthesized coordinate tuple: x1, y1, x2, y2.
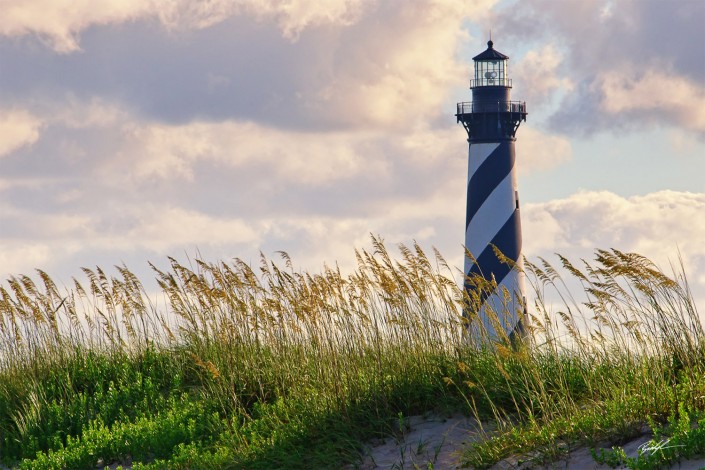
(120, 120, 391, 184)
(211, 0, 491, 130)
(515, 126, 572, 174)
(0, 93, 469, 281)
(0, 109, 42, 157)
(111, 205, 262, 252)
(0, 242, 52, 276)
(0, 91, 469, 219)
(0, 0, 493, 132)
(598, 66, 705, 134)
(309, 0, 480, 129)
(0, 202, 92, 239)
(0, 198, 259, 260)
(493, 0, 705, 136)
(0, 0, 475, 62)
(51, 97, 129, 129)
(524, 190, 705, 294)
(512, 44, 574, 107)
(1, 0, 699, 315)
(243, 0, 368, 40)
(0, 1, 156, 53)
(27, 97, 464, 197)
(0, 0, 369, 53)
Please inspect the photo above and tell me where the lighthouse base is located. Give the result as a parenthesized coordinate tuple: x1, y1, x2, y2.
(463, 261, 526, 345)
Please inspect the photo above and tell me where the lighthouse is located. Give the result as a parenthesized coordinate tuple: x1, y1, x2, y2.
(456, 40, 527, 343)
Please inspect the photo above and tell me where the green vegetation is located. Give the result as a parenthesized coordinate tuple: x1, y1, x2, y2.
(0, 237, 703, 469)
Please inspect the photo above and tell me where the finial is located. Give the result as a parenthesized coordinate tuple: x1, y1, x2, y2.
(488, 29, 493, 49)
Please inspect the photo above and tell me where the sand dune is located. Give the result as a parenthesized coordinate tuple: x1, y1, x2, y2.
(350, 414, 705, 470)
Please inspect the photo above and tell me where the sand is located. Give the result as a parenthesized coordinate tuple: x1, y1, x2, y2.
(348, 413, 483, 469)
(349, 414, 705, 470)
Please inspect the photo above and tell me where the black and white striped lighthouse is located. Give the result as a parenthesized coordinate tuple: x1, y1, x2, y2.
(456, 40, 527, 343)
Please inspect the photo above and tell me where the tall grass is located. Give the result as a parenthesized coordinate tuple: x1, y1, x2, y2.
(0, 237, 702, 469)
(462, 249, 705, 468)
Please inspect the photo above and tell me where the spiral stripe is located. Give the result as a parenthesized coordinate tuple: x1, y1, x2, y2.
(464, 170, 515, 263)
(467, 142, 499, 181)
(463, 140, 524, 343)
(470, 264, 525, 342)
(465, 142, 515, 231)
(465, 207, 521, 288)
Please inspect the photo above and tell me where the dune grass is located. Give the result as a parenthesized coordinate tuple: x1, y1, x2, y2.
(0, 236, 702, 469)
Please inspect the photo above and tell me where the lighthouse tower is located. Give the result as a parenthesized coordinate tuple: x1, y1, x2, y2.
(456, 40, 528, 343)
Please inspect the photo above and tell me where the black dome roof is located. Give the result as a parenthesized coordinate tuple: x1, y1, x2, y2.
(472, 40, 509, 61)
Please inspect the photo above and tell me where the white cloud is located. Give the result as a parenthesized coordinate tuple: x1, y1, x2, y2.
(0, 0, 371, 52)
(598, 65, 705, 134)
(0, 109, 42, 157)
(2, 0, 700, 318)
(0, 0, 157, 52)
(494, 0, 705, 137)
(84, 111, 466, 190)
(0, 93, 469, 280)
(513, 44, 574, 106)
(0, 1, 496, 135)
(245, 0, 368, 40)
(524, 190, 705, 294)
(0, 201, 261, 268)
(117, 205, 262, 252)
(0, 242, 52, 276)
(51, 97, 129, 129)
(120, 120, 391, 184)
(515, 126, 572, 174)
(0, 203, 92, 238)
(310, 0, 493, 129)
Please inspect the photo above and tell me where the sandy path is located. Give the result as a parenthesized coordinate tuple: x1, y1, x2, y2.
(348, 413, 485, 469)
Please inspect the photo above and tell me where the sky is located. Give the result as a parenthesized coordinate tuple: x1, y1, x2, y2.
(1, 0, 704, 307)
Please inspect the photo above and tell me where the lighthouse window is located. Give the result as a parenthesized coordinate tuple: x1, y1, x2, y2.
(475, 60, 507, 86)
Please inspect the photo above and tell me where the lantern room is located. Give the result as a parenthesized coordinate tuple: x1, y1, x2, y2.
(472, 40, 510, 88)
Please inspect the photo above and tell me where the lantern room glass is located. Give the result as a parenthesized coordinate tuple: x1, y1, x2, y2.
(474, 59, 508, 87)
